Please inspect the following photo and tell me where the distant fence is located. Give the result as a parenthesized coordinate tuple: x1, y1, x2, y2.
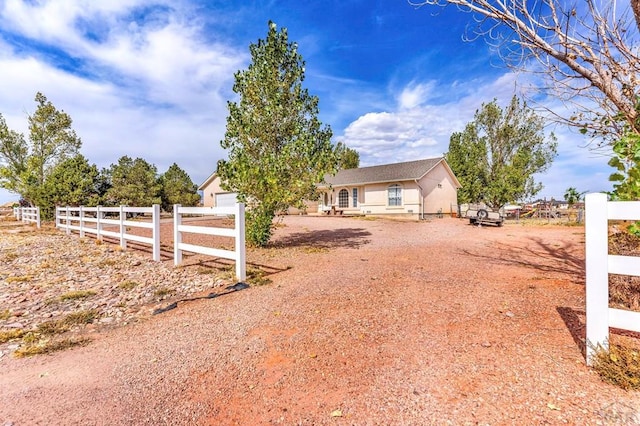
(585, 193, 640, 364)
(55, 205, 161, 261)
(173, 203, 246, 282)
(13, 206, 41, 228)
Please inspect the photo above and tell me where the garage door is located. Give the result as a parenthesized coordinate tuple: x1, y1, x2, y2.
(215, 192, 238, 208)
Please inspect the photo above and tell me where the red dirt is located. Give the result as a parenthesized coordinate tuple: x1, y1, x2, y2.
(1, 216, 639, 425)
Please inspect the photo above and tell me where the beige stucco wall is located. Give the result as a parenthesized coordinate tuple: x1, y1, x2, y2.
(200, 175, 227, 208)
(318, 162, 459, 218)
(417, 162, 459, 215)
(360, 182, 421, 216)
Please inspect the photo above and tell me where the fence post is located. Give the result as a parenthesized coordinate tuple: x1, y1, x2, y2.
(97, 206, 102, 242)
(79, 206, 85, 237)
(152, 204, 160, 262)
(65, 206, 71, 235)
(585, 192, 610, 365)
(173, 204, 182, 266)
(119, 205, 126, 250)
(235, 203, 246, 282)
(36, 206, 41, 229)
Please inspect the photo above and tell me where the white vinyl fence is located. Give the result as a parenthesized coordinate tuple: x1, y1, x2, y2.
(14, 206, 41, 228)
(56, 205, 161, 261)
(174, 203, 246, 282)
(585, 192, 640, 364)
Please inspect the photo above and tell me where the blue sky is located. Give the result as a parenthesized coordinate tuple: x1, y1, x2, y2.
(0, 0, 613, 205)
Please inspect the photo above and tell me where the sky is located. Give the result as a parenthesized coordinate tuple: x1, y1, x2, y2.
(0, 0, 617, 205)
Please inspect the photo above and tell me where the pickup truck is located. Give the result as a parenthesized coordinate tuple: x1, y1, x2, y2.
(465, 204, 505, 226)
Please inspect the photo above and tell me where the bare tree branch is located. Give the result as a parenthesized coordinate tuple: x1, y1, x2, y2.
(410, 0, 640, 146)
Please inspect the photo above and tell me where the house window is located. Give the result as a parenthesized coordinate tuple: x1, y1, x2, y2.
(338, 189, 349, 208)
(352, 188, 358, 208)
(388, 184, 402, 206)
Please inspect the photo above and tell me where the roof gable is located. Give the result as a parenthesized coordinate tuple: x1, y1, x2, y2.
(323, 157, 454, 186)
(197, 171, 218, 190)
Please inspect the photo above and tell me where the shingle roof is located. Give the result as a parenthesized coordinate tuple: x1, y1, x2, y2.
(323, 157, 446, 186)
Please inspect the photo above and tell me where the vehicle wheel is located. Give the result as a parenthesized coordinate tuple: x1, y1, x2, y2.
(477, 209, 488, 220)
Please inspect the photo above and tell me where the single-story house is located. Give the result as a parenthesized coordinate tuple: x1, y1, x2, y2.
(197, 172, 318, 214)
(198, 172, 237, 208)
(318, 157, 461, 218)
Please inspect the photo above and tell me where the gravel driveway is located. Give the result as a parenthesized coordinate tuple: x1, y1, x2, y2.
(1, 215, 639, 425)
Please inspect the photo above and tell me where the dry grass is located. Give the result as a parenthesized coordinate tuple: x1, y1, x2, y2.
(0, 309, 11, 320)
(37, 310, 97, 335)
(154, 287, 175, 297)
(59, 290, 97, 301)
(591, 342, 640, 390)
(118, 280, 139, 290)
(14, 337, 92, 358)
(5, 275, 32, 284)
(0, 329, 26, 344)
(1, 251, 18, 262)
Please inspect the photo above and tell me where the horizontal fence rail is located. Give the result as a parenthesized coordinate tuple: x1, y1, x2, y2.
(55, 205, 161, 261)
(585, 193, 640, 364)
(14, 207, 41, 228)
(173, 203, 246, 282)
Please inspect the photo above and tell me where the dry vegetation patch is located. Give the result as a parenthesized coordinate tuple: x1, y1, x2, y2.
(0, 223, 235, 358)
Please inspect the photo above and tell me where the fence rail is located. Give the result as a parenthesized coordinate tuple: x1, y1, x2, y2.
(173, 203, 246, 281)
(13, 207, 41, 228)
(585, 192, 640, 364)
(55, 205, 161, 261)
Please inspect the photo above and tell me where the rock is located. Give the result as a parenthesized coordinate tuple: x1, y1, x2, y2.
(5, 322, 23, 329)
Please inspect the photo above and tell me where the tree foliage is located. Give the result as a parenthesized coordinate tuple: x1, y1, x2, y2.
(445, 96, 557, 208)
(412, 0, 640, 147)
(563, 187, 586, 206)
(0, 92, 81, 206)
(217, 21, 338, 247)
(336, 142, 360, 169)
(105, 156, 161, 206)
(40, 154, 103, 218)
(159, 163, 200, 211)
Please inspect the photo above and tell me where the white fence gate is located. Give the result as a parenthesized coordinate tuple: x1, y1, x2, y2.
(173, 203, 246, 282)
(55, 205, 161, 261)
(13, 206, 41, 228)
(585, 192, 640, 364)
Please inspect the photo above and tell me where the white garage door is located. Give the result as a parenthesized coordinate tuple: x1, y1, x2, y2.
(215, 192, 238, 208)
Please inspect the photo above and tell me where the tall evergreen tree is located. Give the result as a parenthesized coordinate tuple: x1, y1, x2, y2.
(159, 163, 200, 211)
(105, 156, 161, 206)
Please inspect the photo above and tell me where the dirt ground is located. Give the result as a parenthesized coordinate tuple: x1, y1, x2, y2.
(1, 215, 639, 425)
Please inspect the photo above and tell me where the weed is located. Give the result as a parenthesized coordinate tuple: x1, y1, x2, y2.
(196, 267, 217, 275)
(5, 275, 32, 284)
(0, 309, 10, 320)
(246, 268, 272, 286)
(2, 251, 18, 262)
(60, 290, 97, 301)
(14, 337, 92, 357)
(591, 342, 640, 390)
(154, 287, 175, 297)
(302, 246, 329, 254)
(95, 239, 103, 245)
(37, 309, 97, 335)
(610, 276, 640, 311)
(118, 280, 138, 290)
(98, 258, 117, 267)
(0, 329, 26, 344)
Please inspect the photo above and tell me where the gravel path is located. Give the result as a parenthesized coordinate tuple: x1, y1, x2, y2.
(1, 215, 639, 425)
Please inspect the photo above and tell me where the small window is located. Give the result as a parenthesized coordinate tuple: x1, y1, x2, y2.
(352, 188, 358, 208)
(388, 184, 402, 206)
(338, 189, 349, 208)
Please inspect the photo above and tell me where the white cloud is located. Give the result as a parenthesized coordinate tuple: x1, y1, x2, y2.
(338, 71, 613, 201)
(0, 0, 245, 204)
